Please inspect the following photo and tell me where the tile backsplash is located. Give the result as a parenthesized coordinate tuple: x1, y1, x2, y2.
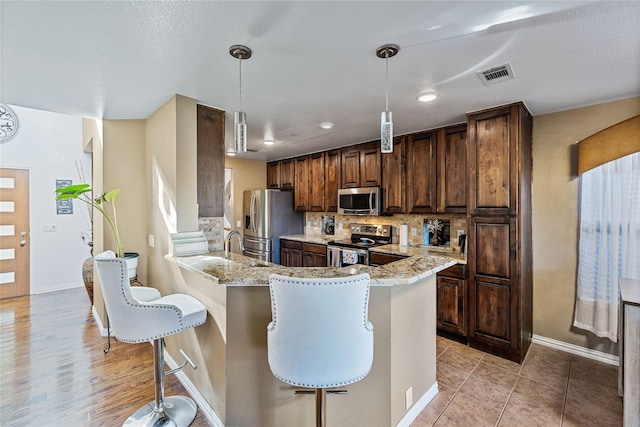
(305, 212, 467, 252)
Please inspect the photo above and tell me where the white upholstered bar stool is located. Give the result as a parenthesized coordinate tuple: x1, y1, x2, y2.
(267, 273, 374, 427)
(94, 250, 207, 427)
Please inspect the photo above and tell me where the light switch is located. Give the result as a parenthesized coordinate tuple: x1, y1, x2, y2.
(148, 234, 155, 248)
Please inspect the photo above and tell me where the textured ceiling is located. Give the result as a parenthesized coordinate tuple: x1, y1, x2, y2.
(1, 1, 639, 161)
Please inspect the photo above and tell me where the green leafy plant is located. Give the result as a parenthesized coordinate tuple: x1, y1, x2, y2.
(55, 184, 123, 257)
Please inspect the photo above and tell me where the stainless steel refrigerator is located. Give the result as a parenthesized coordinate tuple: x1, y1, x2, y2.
(243, 189, 303, 264)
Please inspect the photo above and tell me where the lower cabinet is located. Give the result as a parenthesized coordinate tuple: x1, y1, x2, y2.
(436, 264, 467, 338)
(302, 242, 327, 267)
(280, 239, 302, 267)
(369, 251, 408, 266)
(280, 240, 327, 267)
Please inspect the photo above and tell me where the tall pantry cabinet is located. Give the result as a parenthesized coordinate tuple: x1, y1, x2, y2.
(466, 102, 533, 363)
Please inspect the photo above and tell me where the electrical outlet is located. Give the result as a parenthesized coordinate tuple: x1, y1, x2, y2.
(457, 229, 465, 238)
(405, 386, 413, 409)
(148, 234, 155, 248)
(338, 223, 343, 230)
(43, 224, 56, 232)
(236, 220, 242, 228)
(411, 227, 417, 236)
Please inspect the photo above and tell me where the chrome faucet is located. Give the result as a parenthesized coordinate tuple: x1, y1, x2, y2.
(225, 230, 245, 259)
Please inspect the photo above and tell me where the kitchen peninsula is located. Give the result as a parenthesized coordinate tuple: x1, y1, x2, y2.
(171, 251, 456, 427)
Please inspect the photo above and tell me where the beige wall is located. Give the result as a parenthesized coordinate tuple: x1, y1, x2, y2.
(223, 157, 266, 254)
(224, 157, 266, 233)
(103, 120, 148, 280)
(532, 96, 640, 354)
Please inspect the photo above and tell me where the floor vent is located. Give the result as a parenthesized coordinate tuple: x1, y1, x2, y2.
(477, 63, 515, 85)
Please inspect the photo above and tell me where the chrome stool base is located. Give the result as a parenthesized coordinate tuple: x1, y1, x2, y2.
(124, 395, 197, 427)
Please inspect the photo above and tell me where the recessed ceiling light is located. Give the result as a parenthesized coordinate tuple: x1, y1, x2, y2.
(417, 92, 438, 103)
(319, 122, 334, 130)
(263, 139, 275, 145)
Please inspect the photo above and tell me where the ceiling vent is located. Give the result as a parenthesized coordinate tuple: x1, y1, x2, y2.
(477, 63, 515, 85)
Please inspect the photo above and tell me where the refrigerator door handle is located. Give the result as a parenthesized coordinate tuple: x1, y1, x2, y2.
(250, 193, 257, 233)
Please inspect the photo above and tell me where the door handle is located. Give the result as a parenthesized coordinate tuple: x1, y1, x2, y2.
(20, 240, 27, 246)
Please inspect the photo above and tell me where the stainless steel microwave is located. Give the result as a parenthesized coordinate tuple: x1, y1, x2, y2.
(337, 187, 382, 216)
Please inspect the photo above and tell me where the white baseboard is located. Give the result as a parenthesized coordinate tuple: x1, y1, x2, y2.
(164, 351, 224, 427)
(395, 382, 439, 427)
(32, 281, 84, 295)
(532, 334, 619, 366)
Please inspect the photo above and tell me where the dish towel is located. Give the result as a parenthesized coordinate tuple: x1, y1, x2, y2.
(342, 250, 358, 265)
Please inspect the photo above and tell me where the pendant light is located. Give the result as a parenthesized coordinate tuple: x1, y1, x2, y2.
(376, 44, 399, 153)
(229, 45, 252, 153)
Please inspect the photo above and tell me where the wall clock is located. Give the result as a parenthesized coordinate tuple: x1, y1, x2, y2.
(0, 103, 20, 144)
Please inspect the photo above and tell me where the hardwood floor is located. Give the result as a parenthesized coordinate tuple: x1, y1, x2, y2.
(0, 288, 210, 426)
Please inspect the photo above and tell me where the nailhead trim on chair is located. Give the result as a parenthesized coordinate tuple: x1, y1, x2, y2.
(102, 258, 198, 344)
(269, 275, 371, 331)
(268, 274, 373, 387)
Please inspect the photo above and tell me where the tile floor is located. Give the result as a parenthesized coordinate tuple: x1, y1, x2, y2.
(411, 336, 623, 426)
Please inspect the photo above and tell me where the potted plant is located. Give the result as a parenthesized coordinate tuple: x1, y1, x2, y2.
(55, 184, 139, 279)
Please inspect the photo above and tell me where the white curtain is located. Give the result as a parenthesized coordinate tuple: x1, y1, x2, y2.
(574, 152, 640, 342)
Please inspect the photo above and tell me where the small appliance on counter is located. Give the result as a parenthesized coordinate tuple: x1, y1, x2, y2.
(327, 223, 392, 267)
(243, 189, 304, 264)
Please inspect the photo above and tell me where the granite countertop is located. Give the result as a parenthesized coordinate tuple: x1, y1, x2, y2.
(279, 234, 336, 245)
(371, 244, 467, 264)
(171, 250, 456, 287)
(280, 234, 467, 264)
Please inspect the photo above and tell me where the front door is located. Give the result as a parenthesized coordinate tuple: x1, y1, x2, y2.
(0, 168, 30, 298)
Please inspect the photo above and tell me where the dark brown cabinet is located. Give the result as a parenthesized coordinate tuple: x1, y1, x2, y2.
(267, 161, 281, 189)
(308, 153, 325, 212)
(381, 137, 405, 214)
(325, 149, 341, 212)
(437, 264, 467, 337)
(196, 104, 225, 217)
(280, 239, 303, 267)
(280, 159, 295, 190)
(294, 156, 310, 211)
(302, 242, 327, 267)
(437, 125, 467, 213)
(369, 251, 408, 266)
(406, 131, 437, 214)
(341, 143, 381, 188)
(467, 104, 531, 216)
(281, 240, 326, 267)
(466, 102, 532, 363)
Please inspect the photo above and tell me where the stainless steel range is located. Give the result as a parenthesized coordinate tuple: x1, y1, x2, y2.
(327, 223, 392, 267)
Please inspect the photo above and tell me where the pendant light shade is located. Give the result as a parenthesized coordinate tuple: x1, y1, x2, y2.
(376, 44, 399, 154)
(229, 45, 252, 153)
(234, 111, 247, 153)
(381, 111, 393, 153)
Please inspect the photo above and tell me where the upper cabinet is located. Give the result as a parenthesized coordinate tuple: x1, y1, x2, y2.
(265, 120, 468, 215)
(266, 159, 296, 190)
(324, 149, 341, 212)
(406, 131, 437, 214)
(467, 103, 532, 216)
(294, 156, 309, 211)
(266, 161, 281, 189)
(437, 125, 468, 213)
(341, 142, 381, 188)
(308, 152, 325, 212)
(381, 137, 405, 214)
(196, 104, 225, 217)
(280, 158, 295, 190)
